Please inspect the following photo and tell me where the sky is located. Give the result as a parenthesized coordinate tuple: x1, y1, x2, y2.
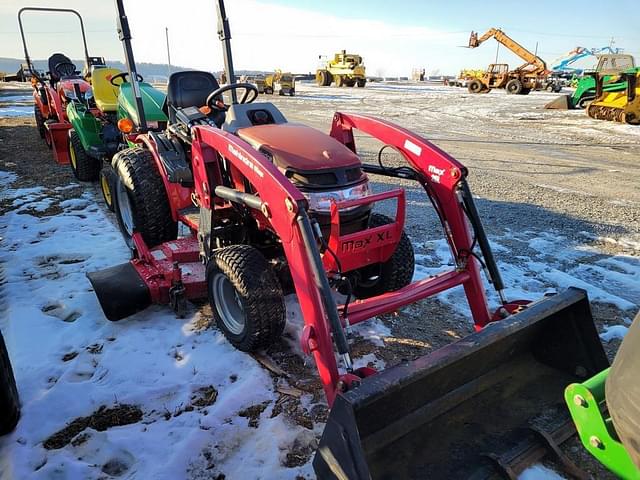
(1, 0, 640, 76)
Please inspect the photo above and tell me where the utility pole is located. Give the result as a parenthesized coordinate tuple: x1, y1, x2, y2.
(165, 27, 172, 80)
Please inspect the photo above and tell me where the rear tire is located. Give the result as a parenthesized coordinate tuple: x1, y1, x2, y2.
(113, 147, 177, 249)
(207, 245, 285, 352)
(100, 166, 116, 212)
(506, 79, 523, 94)
(34, 105, 45, 139)
(290, 89, 295, 96)
(69, 130, 100, 181)
(468, 79, 483, 93)
(353, 213, 415, 299)
(357, 78, 366, 88)
(0, 330, 20, 435)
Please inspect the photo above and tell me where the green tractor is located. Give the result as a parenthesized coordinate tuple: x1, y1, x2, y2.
(66, 66, 167, 211)
(565, 311, 640, 479)
(546, 54, 636, 109)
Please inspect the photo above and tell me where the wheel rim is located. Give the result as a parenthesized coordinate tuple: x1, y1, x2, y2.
(116, 177, 134, 236)
(211, 273, 246, 335)
(69, 141, 77, 169)
(101, 173, 112, 206)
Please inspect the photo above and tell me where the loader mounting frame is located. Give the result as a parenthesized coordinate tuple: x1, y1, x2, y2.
(90, 112, 523, 405)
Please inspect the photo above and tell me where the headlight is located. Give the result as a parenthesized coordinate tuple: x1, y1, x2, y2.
(84, 89, 94, 100)
(304, 182, 371, 212)
(63, 88, 77, 100)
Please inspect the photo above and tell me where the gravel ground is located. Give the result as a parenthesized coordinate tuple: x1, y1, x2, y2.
(2, 80, 638, 479)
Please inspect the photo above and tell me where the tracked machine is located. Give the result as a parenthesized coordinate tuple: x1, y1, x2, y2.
(587, 68, 640, 124)
(88, 1, 611, 478)
(545, 53, 637, 110)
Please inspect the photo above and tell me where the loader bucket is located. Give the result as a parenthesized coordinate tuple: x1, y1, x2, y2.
(86, 262, 151, 321)
(313, 288, 608, 479)
(544, 94, 572, 109)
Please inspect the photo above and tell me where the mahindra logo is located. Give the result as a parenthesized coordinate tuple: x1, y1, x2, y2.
(341, 230, 392, 253)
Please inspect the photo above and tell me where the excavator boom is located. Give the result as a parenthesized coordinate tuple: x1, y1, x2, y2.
(469, 28, 547, 73)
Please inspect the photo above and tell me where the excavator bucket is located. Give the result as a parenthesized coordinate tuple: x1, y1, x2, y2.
(544, 94, 572, 109)
(313, 288, 609, 479)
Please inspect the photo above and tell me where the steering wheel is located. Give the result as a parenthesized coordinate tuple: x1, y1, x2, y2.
(206, 83, 258, 110)
(54, 61, 77, 78)
(110, 71, 144, 86)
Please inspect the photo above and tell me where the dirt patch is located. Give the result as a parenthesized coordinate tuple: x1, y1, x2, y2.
(191, 385, 218, 408)
(43, 404, 143, 450)
(238, 401, 270, 428)
(61, 351, 78, 362)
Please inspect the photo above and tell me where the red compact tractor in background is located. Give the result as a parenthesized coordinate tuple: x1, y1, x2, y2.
(88, 1, 610, 478)
(18, 7, 104, 164)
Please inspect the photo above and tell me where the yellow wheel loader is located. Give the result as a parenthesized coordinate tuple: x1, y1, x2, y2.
(256, 70, 295, 96)
(587, 69, 640, 124)
(316, 50, 366, 87)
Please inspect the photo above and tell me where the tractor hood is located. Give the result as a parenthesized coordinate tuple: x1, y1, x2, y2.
(237, 123, 360, 172)
(118, 82, 168, 124)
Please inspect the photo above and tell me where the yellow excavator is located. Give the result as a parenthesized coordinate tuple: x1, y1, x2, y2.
(467, 28, 551, 94)
(587, 69, 640, 124)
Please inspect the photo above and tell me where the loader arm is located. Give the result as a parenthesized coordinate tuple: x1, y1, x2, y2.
(470, 28, 547, 73)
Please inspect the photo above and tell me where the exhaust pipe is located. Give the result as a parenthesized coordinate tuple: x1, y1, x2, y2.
(313, 288, 608, 479)
(87, 262, 151, 321)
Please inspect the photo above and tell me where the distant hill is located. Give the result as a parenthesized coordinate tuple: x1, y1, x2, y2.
(1, 57, 275, 82)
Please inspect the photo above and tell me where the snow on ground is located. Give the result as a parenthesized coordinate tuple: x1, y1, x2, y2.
(0, 172, 314, 479)
(413, 229, 640, 320)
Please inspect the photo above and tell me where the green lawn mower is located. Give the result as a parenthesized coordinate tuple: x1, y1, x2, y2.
(66, 65, 167, 211)
(566, 311, 640, 479)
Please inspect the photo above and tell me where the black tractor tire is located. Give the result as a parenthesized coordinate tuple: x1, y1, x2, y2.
(112, 147, 177, 249)
(357, 78, 366, 88)
(545, 83, 555, 92)
(207, 245, 285, 352)
(353, 213, 415, 299)
(265, 87, 273, 95)
(69, 130, 100, 182)
(290, 89, 295, 96)
(100, 166, 117, 212)
(279, 89, 285, 96)
(34, 105, 45, 139)
(506, 79, 523, 94)
(520, 88, 531, 95)
(468, 79, 483, 94)
(0, 330, 20, 436)
(323, 70, 333, 87)
(335, 75, 344, 87)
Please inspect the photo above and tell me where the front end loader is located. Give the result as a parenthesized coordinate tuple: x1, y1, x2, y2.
(87, 2, 611, 478)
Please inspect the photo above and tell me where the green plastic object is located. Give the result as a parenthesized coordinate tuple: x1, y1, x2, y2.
(118, 81, 167, 126)
(565, 368, 640, 480)
(67, 102, 103, 150)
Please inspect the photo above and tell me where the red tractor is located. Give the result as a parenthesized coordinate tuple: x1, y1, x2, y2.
(89, 1, 610, 477)
(18, 7, 101, 164)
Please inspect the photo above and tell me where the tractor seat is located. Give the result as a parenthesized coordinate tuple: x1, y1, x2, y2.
(166, 70, 224, 126)
(91, 68, 122, 113)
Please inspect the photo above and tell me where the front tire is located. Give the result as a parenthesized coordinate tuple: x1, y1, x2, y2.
(468, 79, 483, 93)
(353, 213, 415, 299)
(506, 79, 523, 94)
(207, 245, 285, 352)
(113, 147, 177, 249)
(100, 166, 117, 212)
(69, 130, 100, 181)
(0, 330, 20, 435)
